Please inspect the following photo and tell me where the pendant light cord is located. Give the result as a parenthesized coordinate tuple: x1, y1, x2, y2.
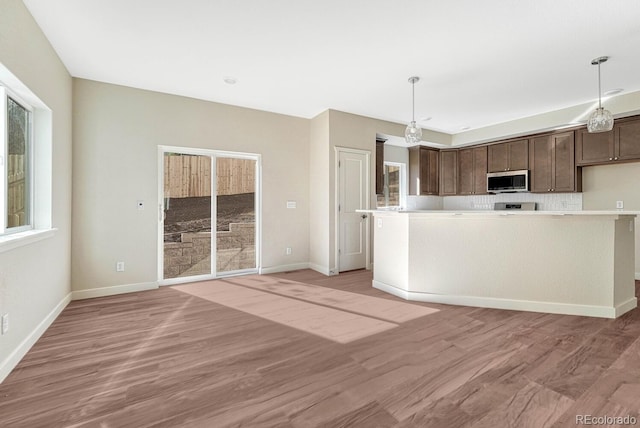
(411, 80, 415, 122)
(598, 61, 602, 109)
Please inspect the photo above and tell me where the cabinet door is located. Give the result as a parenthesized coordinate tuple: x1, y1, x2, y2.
(409, 146, 439, 195)
(458, 148, 474, 195)
(487, 143, 509, 172)
(552, 132, 576, 192)
(473, 146, 488, 194)
(421, 148, 439, 195)
(508, 139, 529, 170)
(529, 135, 553, 192)
(420, 148, 430, 194)
(615, 118, 640, 161)
(440, 150, 457, 195)
(408, 147, 420, 195)
(375, 141, 384, 195)
(575, 128, 614, 165)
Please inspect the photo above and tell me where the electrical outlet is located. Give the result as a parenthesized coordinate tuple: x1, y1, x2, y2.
(286, 247, 292, 255)
(1, 314, 9, 335)
(616, 200, 624, 209)
(116, 261, 125, 272)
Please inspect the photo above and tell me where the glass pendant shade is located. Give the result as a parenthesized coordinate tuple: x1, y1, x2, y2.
(587, 56, 614, 133)
(405, 121, 422, 144)
(405, 76, 422, 144)
(587, 107, 614, 133)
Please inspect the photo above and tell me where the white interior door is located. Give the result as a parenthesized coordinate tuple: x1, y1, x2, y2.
(338, 149, 369, 272)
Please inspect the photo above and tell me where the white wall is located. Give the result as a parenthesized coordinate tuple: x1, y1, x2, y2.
(309, 111, 331, 274)
(323, 110, 441, 274)
(383, 144, 408, 164)
(72, 79, 310, 291)
(582, 162, 640, 277)
(453, 90, 640, 146)
(0, 0, 73, 382)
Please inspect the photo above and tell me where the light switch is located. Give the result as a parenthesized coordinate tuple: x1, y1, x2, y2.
(286, 201, 296, 209)
(377, 218, 383, 228)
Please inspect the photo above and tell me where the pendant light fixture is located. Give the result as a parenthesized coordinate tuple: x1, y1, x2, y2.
(405, 76, 422, 144)
(587, 56, 614, 133)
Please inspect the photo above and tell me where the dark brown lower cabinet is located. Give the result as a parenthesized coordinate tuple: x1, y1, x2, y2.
(530, 131, 581, 193)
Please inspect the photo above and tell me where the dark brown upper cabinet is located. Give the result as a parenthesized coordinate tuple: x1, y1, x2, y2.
(576, 116, 640, 165)
(375, 139, 385, 195)
(458, 146, 487, 195)
(487, 139, 529, 172)
(439, 150, 458, 196)
(529, 131, 581, 193)
(409, 146, 439, 196)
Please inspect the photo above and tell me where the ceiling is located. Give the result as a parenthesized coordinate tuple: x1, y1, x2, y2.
(22, 0, 640, 135)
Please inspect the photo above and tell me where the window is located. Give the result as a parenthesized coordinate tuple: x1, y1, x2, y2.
(376, 162, 406, 209)
(1, 87, 33, 235)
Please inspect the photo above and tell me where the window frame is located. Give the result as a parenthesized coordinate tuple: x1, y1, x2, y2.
(378, 161, 406, 210)
(0, 85, 34, 235)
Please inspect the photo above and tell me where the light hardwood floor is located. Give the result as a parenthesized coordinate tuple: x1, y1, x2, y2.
(1, 269, 639, 427)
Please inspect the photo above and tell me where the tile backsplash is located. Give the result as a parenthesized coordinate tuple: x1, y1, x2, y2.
(406, 193, 583, 211)
(407, 196, 444, 210)
(442, 193, 583, 211)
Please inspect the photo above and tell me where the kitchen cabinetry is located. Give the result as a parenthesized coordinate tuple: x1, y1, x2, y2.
(458, 146, 487, 195)
(375, 139, 385, 195)
(409, 146, 439, 195)
(530, 131, 581, 193)
(576, 116, 640, 165)
(487, 139, 529, 172)
(439, 150, 457, 196)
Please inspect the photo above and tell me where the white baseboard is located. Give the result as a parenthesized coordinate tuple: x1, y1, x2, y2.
(308, 263, 339, 276)
(373, 280, 633, 319)
(635, 272, 640, 280)
(72, 281, 158, 300)
(260, 263, 310, 274)
(0, 292, 72, 384)
(615, 297, 638, 317)
(373, 280, 410, 299)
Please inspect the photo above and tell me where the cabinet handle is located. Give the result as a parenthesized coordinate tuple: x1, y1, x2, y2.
(548, 189, 551, 191)
(615, 157, 618, 160)
(609, 157, 613, 161)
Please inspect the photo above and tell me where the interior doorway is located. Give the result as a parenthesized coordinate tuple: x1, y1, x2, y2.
(335, 147, 370, 272)
(158, 147, 261, 284)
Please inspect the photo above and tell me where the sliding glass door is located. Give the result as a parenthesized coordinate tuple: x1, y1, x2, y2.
(216, 156, 257, 274)
(159, 147, 260, 284)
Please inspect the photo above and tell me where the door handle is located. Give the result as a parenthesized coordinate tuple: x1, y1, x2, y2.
(361, 214, 368, 219)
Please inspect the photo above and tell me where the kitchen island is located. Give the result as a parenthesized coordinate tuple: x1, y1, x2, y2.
(367, 210, 638, 318)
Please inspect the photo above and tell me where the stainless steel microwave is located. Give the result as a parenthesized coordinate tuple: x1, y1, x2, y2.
(487, 170, 529, 193)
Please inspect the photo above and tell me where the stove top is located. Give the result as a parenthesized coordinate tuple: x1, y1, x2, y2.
(493, 202, 537, 211)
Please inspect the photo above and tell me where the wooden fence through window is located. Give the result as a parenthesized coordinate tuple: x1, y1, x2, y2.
(164, 155, 255, 197)
(7, 154, 26, 227)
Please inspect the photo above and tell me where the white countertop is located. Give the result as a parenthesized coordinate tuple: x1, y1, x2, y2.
(358, 209, 640, 216)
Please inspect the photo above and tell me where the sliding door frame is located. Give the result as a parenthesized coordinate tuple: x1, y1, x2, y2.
(157, 145, 262, 286)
